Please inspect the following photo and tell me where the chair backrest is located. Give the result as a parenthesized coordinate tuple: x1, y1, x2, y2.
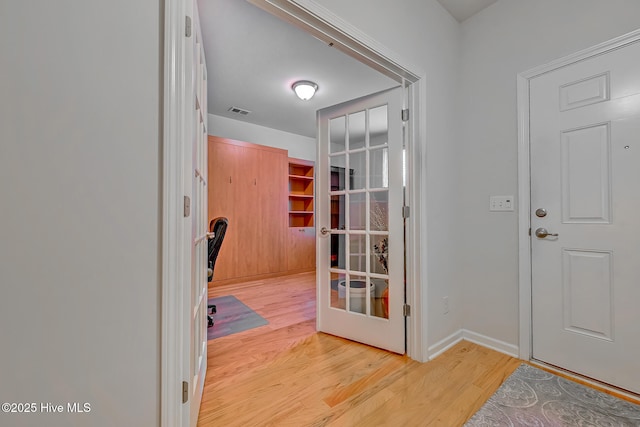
(208, 217, 228, 278)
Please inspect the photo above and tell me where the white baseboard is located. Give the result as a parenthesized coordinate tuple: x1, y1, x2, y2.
(461, 329, 519, 358)
(427, 330, 463, 360)
(427, 329, 519, 360)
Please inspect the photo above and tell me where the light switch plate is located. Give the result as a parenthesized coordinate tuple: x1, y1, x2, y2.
(489, 195, 514, 211)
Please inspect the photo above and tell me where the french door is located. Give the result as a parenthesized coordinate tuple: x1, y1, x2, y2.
(183, 3, 208, 425)
(316, 87, 405, 354)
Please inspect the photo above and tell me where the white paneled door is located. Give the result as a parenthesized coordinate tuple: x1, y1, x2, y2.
(316, 87, 405, 354)
(530, 40, 640, 393)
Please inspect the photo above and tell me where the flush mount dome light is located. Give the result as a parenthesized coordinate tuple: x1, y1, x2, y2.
(292, 80, 318, 100)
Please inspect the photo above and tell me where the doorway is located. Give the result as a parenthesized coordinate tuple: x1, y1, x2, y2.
(202, 0, 424, 358)
(518, 29, 640, 395)
(162, 0, 425, 424)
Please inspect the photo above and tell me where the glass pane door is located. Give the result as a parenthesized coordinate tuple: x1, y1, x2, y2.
(328, 106, 390, 319)
(317, 87, 404, 354)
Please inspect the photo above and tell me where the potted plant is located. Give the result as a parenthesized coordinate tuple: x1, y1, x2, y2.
(371, 204, 389, 317)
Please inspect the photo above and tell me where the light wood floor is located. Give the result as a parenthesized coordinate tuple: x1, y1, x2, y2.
(197, 272, 525, 426)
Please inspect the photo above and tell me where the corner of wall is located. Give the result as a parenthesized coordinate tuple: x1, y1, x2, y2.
(427, 328, 520, 361)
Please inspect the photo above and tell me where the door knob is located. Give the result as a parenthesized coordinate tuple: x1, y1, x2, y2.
(535, 227, 558, 238)
(320, 226, 330, 236)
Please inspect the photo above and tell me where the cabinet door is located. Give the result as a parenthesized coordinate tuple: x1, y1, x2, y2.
(208, 137, 289, 282)
(257, 149, 287, 273)
(208, 140, 239, 281)
(233, 145, 260, 278)
(287, 227, 316, 271)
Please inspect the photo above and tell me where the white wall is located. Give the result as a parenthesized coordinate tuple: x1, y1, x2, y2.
(457, 0, 640, 347)
(208, 114, 316, 160)
(313, 0, 464, 355)
(0, 2, 161, 426)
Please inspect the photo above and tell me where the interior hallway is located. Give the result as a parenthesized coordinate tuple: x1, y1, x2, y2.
(197, 272, 523, 426)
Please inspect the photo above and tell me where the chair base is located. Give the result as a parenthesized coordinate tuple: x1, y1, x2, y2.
(207, 304, 216, 327)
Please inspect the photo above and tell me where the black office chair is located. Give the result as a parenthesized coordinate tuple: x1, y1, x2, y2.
(207, 217, 228, 327)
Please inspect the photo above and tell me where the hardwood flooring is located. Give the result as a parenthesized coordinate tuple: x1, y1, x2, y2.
(197, 271, 525, 426)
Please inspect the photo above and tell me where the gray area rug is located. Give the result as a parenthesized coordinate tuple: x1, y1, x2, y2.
(465, 364, 640, 426)
(207, 295, 268, 340)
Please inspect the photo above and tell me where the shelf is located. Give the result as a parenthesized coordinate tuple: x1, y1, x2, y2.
(289, 178, 313, 196)
(289, 163, 314, 178)
(289, 174, 313, 180)
(289, 212, 314, 227)
(289, 197, 313, 212)
(288, 158, 314, 228)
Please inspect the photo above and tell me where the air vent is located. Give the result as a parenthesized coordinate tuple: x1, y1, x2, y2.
(227, 106, 251, 116)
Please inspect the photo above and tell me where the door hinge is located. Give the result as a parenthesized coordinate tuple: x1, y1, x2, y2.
(182, 381, 189, 404)
(403, 304, 411, 317)
(402, 109, 409, 122)
(183, 196, 191, 218)
(402, 206, 410, 219)
(528, 227, 531, 236)
(185, 16, 192, 37)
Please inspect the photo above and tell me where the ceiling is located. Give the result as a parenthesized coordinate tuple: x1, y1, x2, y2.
(436, 0, 498, 22)
(197, 0, 496, 138)
(198, 0, 397, 138)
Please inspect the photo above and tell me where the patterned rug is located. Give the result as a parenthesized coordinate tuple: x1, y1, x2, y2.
(207, 295, 268, 340)
(465, 364, 640, 426)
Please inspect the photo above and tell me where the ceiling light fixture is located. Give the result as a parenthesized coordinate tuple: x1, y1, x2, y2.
(292, 80, 318, 100)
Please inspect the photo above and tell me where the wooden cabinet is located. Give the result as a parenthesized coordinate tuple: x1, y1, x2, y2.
(287, 227, 316, 271)
(208, 139, 240, 281)
(208, 136, 287, 284)
(208, 139, 316, 284)
(256, 148, 288, 274)
(287, 158, 316, 271)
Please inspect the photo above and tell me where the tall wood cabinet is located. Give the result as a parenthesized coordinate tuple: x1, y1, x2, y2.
(208, 136, 287, 283)
(208, 137, 315, 285)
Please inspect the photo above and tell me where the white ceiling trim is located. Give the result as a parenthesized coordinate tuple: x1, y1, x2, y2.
(247, 0, 424, 83)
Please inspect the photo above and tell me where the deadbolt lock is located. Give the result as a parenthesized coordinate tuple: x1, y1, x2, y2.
(535, 208, 548, 218)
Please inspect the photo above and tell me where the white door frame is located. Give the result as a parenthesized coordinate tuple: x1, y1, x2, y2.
(247, 0, 428, 361)
(517, 28, 640, 360)
(162, 0, 189, 425)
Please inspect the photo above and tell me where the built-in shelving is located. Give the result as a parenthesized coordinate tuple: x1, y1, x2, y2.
(288, 158, 314, 227)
